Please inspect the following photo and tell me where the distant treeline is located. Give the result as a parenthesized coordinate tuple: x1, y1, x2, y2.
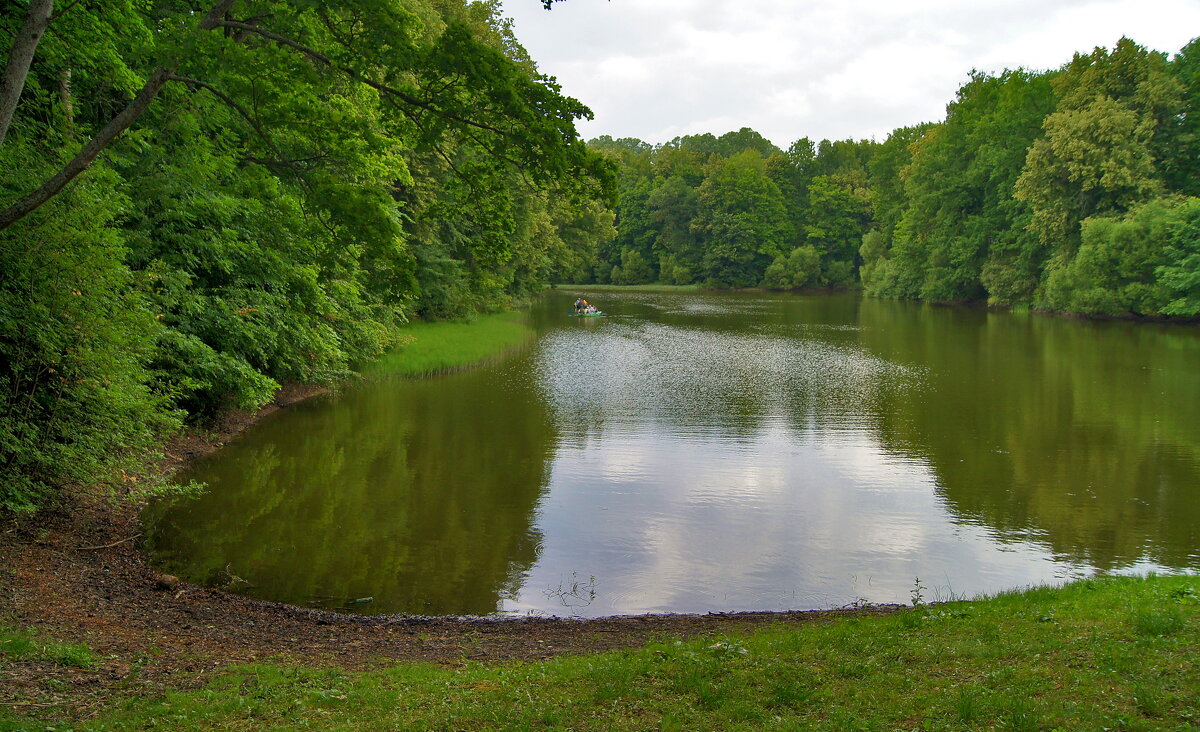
(580, 37, 1200, 320)
(0, 1, 614, 512)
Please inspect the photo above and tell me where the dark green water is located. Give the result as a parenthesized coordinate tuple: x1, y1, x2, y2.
(144, 291, 1200, 617)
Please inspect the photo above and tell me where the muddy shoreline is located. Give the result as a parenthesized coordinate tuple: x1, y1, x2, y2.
(1, 381, 898, 709)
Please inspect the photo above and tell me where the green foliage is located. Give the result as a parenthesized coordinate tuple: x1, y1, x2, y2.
(1017, 97, 1161, 254)
(657, 252, 694, 286)
(1167, 38, 1200, 195)
(587, 36, 1199, 317)
(868, 70, 1055, 304)
(0, 152, 178, 513)
(1016, 38, 1183, 310)
(611, 246, 656, 285)
(693, 150, 795, 288)
(867, 123, 931, 243)
(0, 0, 615, 510)
(1040, 196, 1195, 315)
(804, 173, 870, 286)
(1156, 197, 1200, 316)
(761, 245, 820, 290)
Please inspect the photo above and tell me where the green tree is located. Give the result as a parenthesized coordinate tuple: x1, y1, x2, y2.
(692, 150, 795, 288)
(805, 172, 871, 286)
(1041, 196, 1192, 315)
(0, 0, 616, 510)
(0, 160, 175, 512)
(1014, 38, 1183, 308)
(1156, 198, 1200, 316)
(761, 245, 820, 290)
(870, 70, 1055, 304)
(1166, 37, 1200, 196)
(0, 0, 614, 230)
(646, 175, 701, 278)
(611, 247, 655, 284)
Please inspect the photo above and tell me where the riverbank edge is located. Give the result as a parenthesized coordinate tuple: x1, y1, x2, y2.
(131, 310, 540, 484)
(554, 283, 1200, 324)
(4, 575, 1197, 728)
(0, 302, 902, 716)
(362, 309, 535, 378)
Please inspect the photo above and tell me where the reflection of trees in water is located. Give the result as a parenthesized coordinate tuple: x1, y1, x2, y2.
(146, 292, 1200, 616)
(145, 355, 555, 615)
(857, 298, 1200, 570)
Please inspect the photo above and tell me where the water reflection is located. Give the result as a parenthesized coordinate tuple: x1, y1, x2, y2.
(146, 291, 1200, 616)
(144, 361, 555, 615)
(857, 299, 1200, 570)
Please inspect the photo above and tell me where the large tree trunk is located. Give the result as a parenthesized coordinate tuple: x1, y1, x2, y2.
(0, 0, 55, 147)
(0, 67, 173, 231)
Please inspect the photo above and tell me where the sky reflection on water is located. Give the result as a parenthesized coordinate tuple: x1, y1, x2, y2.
(147, 291, 1200, 617)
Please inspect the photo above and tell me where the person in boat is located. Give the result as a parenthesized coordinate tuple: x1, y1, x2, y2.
(574, 297, 584, 314)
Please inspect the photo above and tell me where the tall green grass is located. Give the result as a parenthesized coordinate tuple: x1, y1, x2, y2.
(6, 575, 1197, 730)
(363, 311, 533, 377)
(554, 283, 703, 293)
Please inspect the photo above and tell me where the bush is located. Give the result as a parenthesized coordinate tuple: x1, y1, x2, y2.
(1156, 198, 1200, 316)
(761, 246, 821, 290)
(1040, 196, 1198, 316)
(0, 161, 178, 513)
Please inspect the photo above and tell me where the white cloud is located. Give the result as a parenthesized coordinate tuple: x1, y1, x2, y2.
(499, 0, 1200, 147)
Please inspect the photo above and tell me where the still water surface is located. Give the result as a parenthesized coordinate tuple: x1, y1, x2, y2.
(144, 292, 1200, 617)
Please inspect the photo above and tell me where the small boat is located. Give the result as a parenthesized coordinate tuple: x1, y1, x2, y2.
(569, 311, 605, 317)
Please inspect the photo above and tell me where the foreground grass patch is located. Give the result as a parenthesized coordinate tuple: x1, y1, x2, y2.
(7, 575, 1199, 730)
(0, 623, 97, 669)
(364, 311, 532, 377)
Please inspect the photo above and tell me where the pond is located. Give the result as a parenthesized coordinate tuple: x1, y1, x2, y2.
(143, 291, 1200, 617)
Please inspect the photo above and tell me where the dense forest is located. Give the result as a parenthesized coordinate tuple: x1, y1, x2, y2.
(3, 3, 1198, 517)
(0, 0, 615, 512)
(580, 36, 1200, 321)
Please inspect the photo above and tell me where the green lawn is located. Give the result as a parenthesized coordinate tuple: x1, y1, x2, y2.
(4, 575, 1197, 730)
(363, 311, 533, 377)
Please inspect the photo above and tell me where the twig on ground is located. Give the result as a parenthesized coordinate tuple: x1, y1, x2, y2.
(0, 701, 59, 707)
(76, 533, 141, 551)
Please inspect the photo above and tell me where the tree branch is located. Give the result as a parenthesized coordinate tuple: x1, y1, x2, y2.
(49, 0, 83, 22)
(168, 73, 289, 168)
(0, 67, 173, 231)
(0, 0, 55, 147)
(170, 73, 317, 197)
(209, 19, 508, 137)
(0, 0, 237, 231)
(198, 0, 237, 31)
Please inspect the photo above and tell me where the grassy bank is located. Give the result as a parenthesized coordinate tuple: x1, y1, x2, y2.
(363, 311, 533, 377)
(554, 283, 704, 293)
(4, 575, 1197, 730)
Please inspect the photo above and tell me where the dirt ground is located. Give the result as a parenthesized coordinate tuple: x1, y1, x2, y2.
(0, 383, 897, 715)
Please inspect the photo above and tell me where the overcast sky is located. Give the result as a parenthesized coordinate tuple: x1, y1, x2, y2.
(498, 0, 1200, 149)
